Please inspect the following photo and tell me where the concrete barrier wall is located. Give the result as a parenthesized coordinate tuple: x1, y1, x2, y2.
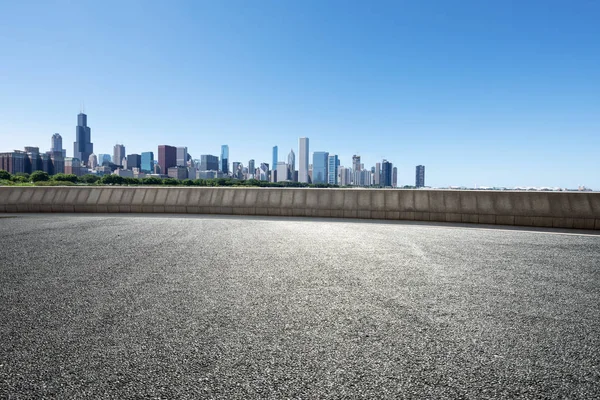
(1, 187, 599, 230)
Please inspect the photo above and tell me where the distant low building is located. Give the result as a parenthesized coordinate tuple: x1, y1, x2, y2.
(168, 166, 188, 180)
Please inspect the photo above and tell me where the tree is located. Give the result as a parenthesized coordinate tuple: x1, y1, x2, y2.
(162, 178, 180, 186)
(182, 179, 195, 186)
(0, 170, 11, 180)
(52, 173, 78, 183)
(142, 176, 162, 185)
(30, 170, 50, 182)
(79, 174, 100, 184)
(101, 174, 125, 185)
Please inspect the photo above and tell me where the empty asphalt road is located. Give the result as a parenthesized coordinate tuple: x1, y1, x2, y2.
(0, 215, 599, 399)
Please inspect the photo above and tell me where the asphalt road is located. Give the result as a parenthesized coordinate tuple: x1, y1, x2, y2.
(0, 215, 599, 399)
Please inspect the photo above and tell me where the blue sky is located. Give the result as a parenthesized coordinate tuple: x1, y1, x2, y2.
(0, 0, 598, 188)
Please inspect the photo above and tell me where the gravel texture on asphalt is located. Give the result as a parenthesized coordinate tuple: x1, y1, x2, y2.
(0, 214, 599, 399)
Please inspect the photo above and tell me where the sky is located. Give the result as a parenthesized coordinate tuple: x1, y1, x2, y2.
(0, 0, 598, 188)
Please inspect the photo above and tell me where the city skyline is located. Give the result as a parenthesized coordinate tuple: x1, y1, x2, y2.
(0, 2, 598, 188)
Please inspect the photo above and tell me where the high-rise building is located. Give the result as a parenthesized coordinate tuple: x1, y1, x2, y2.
(312, 151, 329, 184)
(259, 163, 269, 181)
(339, 166, 351, 186)
(113, 144, 125, 167)
(73, 112, 93, 166)
(88, 153, 98, 169)
(287, 149, 295, 181)
(176, 147, 188, 167)
(416, 165, 425, 188)
(200, 154, 219, 171)
(392, 167, 398, 188)
(167, 166, 188, 180)
(221, 145, 229, 174)
(352, 155, 361, 172)
(98, 154, 111, 165)
(272, 146, 278, 176)
(374, 162, 381, 186)
(298, 137, 309, 183)
(51, 133, 66, 157)
(141, 152, 154, 173)
(248, 159, 255, 179)
(276, 162, 288, 182)
(381, 160, 392, 187)
(0, 151, 26, 174)
(24, 146, 41, 173)
(327, 155, 339, 185)
(158, 145, 177, 173)
(127, 154, 141, 170)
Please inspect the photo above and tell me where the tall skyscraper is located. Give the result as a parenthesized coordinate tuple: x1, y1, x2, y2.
(276, 162, 288, 182)
(298, 137, 309, 183)
(272, 146, 278, 176)
(141, 152, 154, 173)
(73, 112, 93, 166)
(259, 163, 269, 181)
(221, 145, 229, 174)
(374, 162, 381, 186)
(248, 159, 255, 179)
(88, 153, 98, 169)
(200, 155, 219, 171)
(51, 133, 66, 157)
(98, 154, 111, 165)
(327, 155, 339, 185)
(352, 155, 361, 172)
(339, 166, 351, 186)
(392, 166, 398, 188)
(113, 144, 125, 167)
(416, 165, 425, 188)
(381, 160, 392, 187)
(127, 154, 141, 170)
(158, 145, 177, 174)
(287, 149, 295, 181)
(312, 151, 329, 184)
(176, 147, 188, 167)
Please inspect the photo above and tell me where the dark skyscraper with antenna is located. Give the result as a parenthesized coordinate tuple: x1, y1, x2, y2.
(73, 111, 93, 166)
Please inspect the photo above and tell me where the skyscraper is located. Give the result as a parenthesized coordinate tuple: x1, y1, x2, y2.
(374, 162, 381, 186)
(51, 133, 66, 157)
(416, 165, 425, 188)
(113, 144, 125, 167)
(98, 154, 111, 165)
(221, 145, 229, 174)
(127, 154, 141, 170)
(276, 162, 288, 182)
(73, 112, 93, 166)
(158, 145, 177, 174)
(312, 151, 329, 184)
(381, 160, 392, 187)
(176, 147, 188, 167)
(141, 152, 154, 173)
(327, 155, 339, 185)
(88, 153, 98, 169)
(392, 166, 398, 188)
(352, 155, 361, 172)
(248, 159, 255, 179)
(298, 137, 309, 183)
(287, 149, 295, 181)
(259, 163, 269, 181)
(200, 154, 219, 171)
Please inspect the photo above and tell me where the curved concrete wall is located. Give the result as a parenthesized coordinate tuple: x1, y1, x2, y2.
(1, 187, 599, 230)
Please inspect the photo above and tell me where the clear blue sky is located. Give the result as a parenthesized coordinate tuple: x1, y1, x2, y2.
(1, 0, 598, 188)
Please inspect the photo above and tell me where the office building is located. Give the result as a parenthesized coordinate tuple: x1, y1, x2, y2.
(51, 133, 66, 157)
(158, 145, 177, 174)
(312, 151, 329, 184)
(24, 146, 41, 173)
(259, 163, 269, 181)
(392, 167, 398, 188)
(381, 160, 392, 187)
(200, 154, 219, 171)
(352, 155, 361, 172)
(298, 137, 309, 183)
(73, 112, 93, 166)
(64, 157, 83, 176)
(276, 162, 288, 182)
(327, 155, 339, 185)
(339, 166, 351, 186)
(98, 154, 111, 165)
(248, 159, 255, 179)
(416, 165, 425, 188)
(374, 162, 381, 186)
(272, 146, 278, 177)
(221, 145, 229, 174)
(141, 152, 154, 173)
(168, 166, 188, 180)
(0, 151, 26, 174)
(127, 154, 141, 170)
(88, 153, 98, 169)
(176, 147, 188, 167)
(113, 144, 125, 167)
(287, 149, 295, 181)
